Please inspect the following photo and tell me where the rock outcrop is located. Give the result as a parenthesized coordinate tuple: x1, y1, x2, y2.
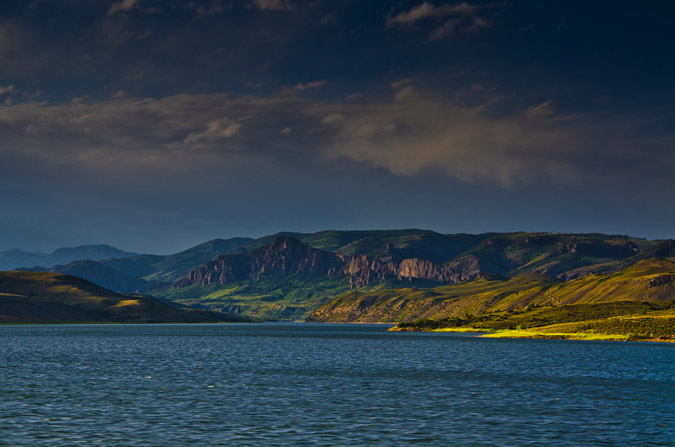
(173, 236, 475, 289)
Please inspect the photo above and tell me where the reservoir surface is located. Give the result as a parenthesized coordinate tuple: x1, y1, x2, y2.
(0, 323, 673, 446)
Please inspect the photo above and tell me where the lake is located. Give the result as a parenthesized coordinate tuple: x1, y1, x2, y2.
(0, 323, 672, 446)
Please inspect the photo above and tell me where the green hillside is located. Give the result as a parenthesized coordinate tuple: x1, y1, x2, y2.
(308, 259, 675, 324)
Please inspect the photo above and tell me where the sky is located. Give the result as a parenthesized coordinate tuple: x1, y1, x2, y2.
(0, 0, 674, 254)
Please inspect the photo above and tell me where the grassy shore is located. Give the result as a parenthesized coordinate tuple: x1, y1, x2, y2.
(434, 328, 674, 342)
(474, 329, 632, 341)
(391, 301, 675, 342)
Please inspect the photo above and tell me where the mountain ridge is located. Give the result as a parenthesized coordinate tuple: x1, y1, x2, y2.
(173, 235, 477, 290)
(0, 244, 137, 271)
(4, 230, 672, 321)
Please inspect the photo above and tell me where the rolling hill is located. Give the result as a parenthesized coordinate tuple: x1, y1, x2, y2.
(308, 259, 675, 323)
(0, 271, 247, 324)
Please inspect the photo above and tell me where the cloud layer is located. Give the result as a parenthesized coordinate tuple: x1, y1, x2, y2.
(388, 2, 480, 25)
(388, 2, 492, 39)
(0, 0, 674, 250)
(1, 86, 672, 190)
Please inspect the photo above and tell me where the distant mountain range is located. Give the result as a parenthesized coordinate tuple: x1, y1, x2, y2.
(0, 244, 136, 271)
(3, 230, 675, 322)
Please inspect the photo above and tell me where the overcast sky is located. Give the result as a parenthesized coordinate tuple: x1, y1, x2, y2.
(1, 0, 673, 253)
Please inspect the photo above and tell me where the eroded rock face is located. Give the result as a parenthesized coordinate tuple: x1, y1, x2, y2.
(397, 258, 461, 282)
(174, 236, 345, 287)
(173, 236, 474, 289)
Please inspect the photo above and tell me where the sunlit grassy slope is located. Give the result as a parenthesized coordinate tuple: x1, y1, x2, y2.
(0, 271, 245, 323)
(396, 301, 675, 339)
(308, 259, 675, 333)
(418, 307, 675, 341)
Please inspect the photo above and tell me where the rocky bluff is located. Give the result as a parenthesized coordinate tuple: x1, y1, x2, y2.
(173, 236, 475, 289)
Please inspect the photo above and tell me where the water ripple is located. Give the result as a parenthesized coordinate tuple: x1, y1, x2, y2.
(0, 323, 672, 446)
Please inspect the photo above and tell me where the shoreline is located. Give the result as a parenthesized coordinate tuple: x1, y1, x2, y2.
(2, 320, 672, 343)
(423, 327, 675, 343)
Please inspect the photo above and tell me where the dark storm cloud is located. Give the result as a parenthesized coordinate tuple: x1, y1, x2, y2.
(386, 1, 495, 40)
(248, 0, 294, 11)
(0, 0, 674, 251)
(2, 85, 672, 190)
(0, 0, 313, 95)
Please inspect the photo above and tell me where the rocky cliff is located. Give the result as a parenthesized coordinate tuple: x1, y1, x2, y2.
(173, 236, 475, 289)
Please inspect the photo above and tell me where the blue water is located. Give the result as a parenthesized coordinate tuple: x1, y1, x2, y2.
(0, 323, 672, 446)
